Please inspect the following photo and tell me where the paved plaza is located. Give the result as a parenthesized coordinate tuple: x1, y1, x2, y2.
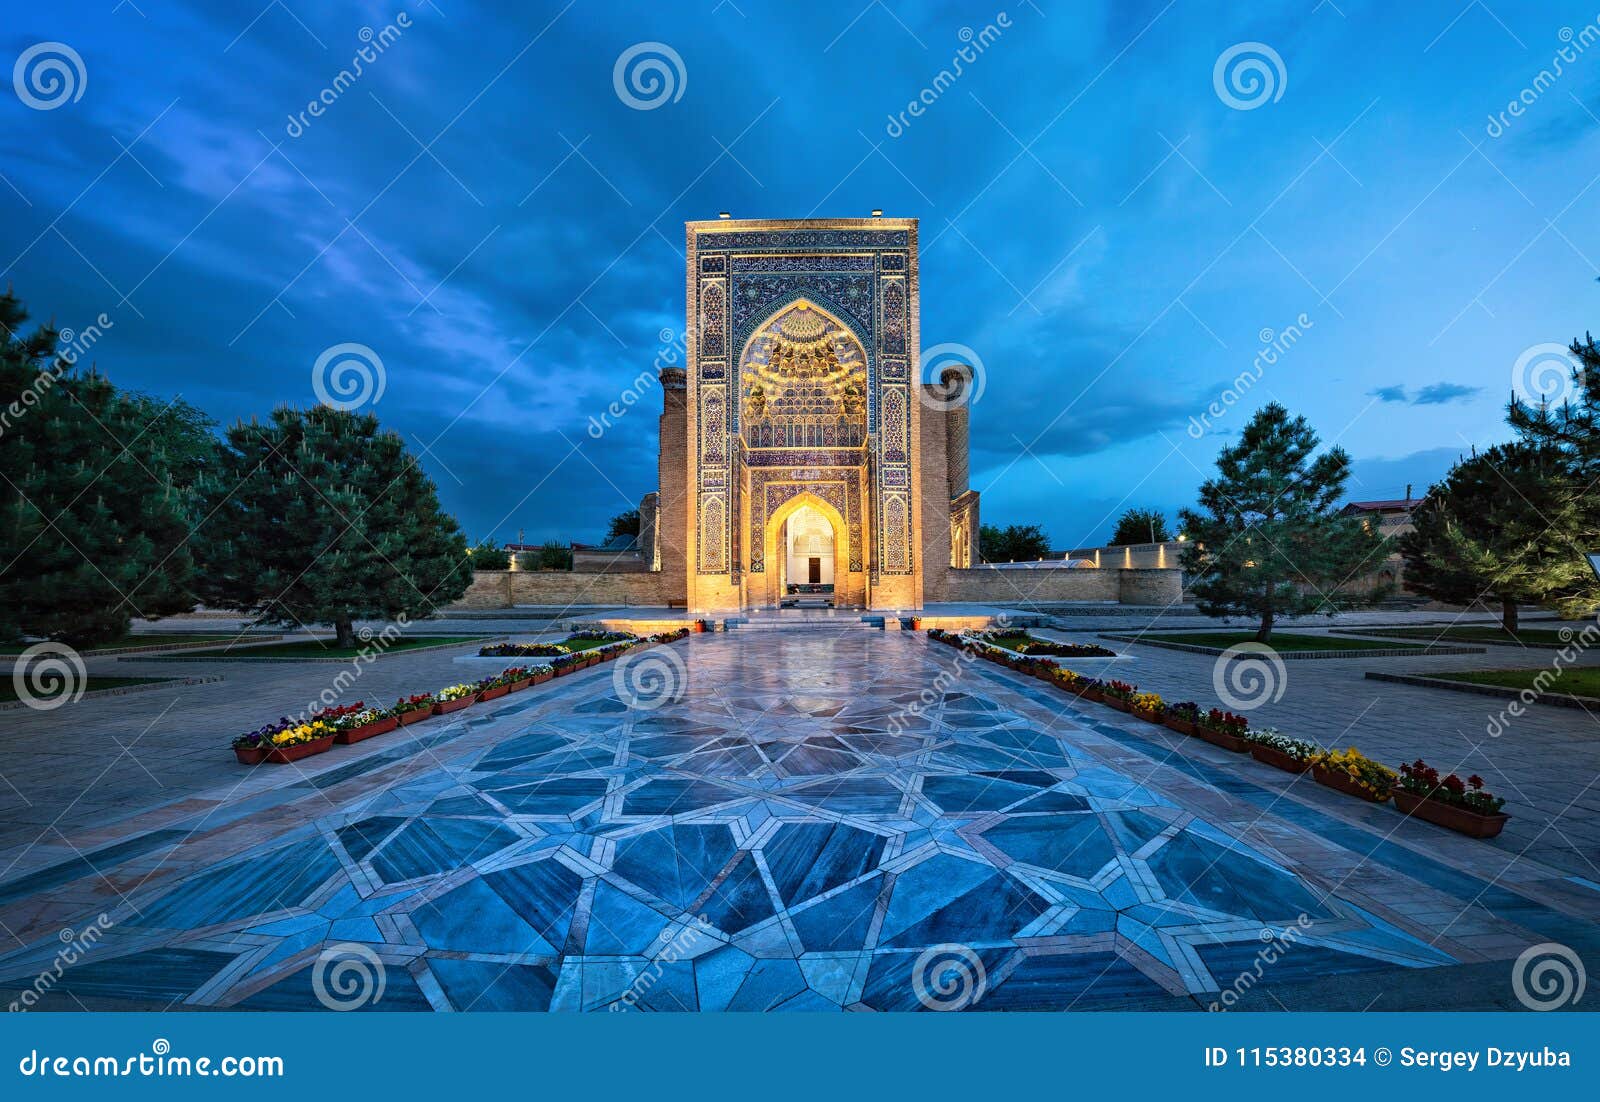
(1, 621, 1598, 1011)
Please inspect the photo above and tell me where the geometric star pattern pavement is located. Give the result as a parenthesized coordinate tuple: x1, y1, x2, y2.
(0, 630, 1547, 1012)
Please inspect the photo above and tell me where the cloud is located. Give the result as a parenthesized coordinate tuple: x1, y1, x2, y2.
(1412, 382, 1482, 406)
(1367, 382, 1482, 407)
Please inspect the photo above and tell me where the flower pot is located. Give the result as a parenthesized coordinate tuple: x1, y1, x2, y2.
(233, 745, 268, 765)
(1193, 724, 1250, 753)
(1132, 707, 1165, 725)
(1392, 791, 1508, 838)
(1249, 744, 1311, 773)
(554, 664, 574, 677)
(266, 734, 335, 764)
(334, 715, 399, 745)
(1104, 697, 1132, 713)
(433, 697, 474, 716)
(531, 672, 553, 685)
(1164, 717, 1197, 737)
(1078, 688, 1105, 704)
(395, 707, 432, 726)
(505, 677, 533, 693)
(1312, 765, 1390, 802)
(477, 684, 510, 702)
(910, 618, 923, 631)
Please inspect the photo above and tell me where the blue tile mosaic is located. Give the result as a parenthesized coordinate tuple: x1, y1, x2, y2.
(6, 632, 1572, 1011)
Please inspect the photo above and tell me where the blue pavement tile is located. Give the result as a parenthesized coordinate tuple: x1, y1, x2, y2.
(0, 830, 188, 906)
(1, 947, 234, 1005)
(762, 822, 887, 907)
(428, 958, 559, 1011)
(130, 837, 339, 929)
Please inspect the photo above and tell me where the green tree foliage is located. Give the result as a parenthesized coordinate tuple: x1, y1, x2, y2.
(1503, 332, 1600, 615)
(979, 523, 1051, 563)
(195, 406, 472, 648)
(533, 540, 572, 571)
(1400, 444, 1586, 632)
(1179, 403, 1390, 642)
(605, 509, 641, 543)
(0, 290, 213, 646)
(1109, 507, 1171, 546)
(468, 539, 511, 570)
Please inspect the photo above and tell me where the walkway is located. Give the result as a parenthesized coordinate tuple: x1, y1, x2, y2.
(1, 631, 1595, 1010)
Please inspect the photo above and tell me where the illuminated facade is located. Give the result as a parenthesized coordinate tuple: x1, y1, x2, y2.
(648, 217, 978, 612)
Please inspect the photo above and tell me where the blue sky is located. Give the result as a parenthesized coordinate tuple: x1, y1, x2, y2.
(3, 0, 1597, 549)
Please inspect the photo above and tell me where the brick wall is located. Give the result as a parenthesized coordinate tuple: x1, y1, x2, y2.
(657, 374, 689, 604)
(918, 398, 951, 602)
(945, 566, 1180, 606)
(449, 570, 666, 610)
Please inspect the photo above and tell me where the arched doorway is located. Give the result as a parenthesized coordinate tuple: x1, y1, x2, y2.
(784, 504, 835, 601)
(758, 491, 852, 608)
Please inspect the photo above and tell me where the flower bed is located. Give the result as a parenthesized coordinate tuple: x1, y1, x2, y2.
(433, 684, 476, 715)
(966, 629, 1117, 659)
(325, 704, 398, 745)
(1310, 748, 1396, 802)
(1193, 708, 1250, 752)
(1393, 760, 1508, 837)
(265, 720, 336, 764)
(1244, 729, 1320, 773)
(927, 623, 1508, 836)
(226, 630, 692, 764)
(393, 693, 436, 726)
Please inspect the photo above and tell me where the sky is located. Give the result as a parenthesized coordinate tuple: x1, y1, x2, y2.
(2, 0, 1597, 550)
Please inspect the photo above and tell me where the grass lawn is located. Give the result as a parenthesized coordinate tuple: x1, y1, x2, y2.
(0, 676, 171, 702)
(1, 634, 243, 655)
(1338, 625, 1576, 646)
(1431, 667, 1600, 698)
(561, 636, 615, 653)
(179, 636, 480, 659)
(986, 633, 1037, 651)
(1133, 631, 1431, 652)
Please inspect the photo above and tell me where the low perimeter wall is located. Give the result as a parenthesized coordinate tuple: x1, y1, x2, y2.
(450, 570, 666, 610)
(945, 566, 1180, 606)
(449, 567, 1180, 610)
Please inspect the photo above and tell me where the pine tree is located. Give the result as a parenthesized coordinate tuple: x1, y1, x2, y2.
(195, 406, 473, 647)
(1179, 403, 1390, 642)
(0, 290, 211, 646)
(1109, 507, 1171, 546)
(1400, 445, 1586, 631)
(1504, 332, 1600, 614)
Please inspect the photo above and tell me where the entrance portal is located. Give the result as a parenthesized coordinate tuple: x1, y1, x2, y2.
(783, 504, 834, 607)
